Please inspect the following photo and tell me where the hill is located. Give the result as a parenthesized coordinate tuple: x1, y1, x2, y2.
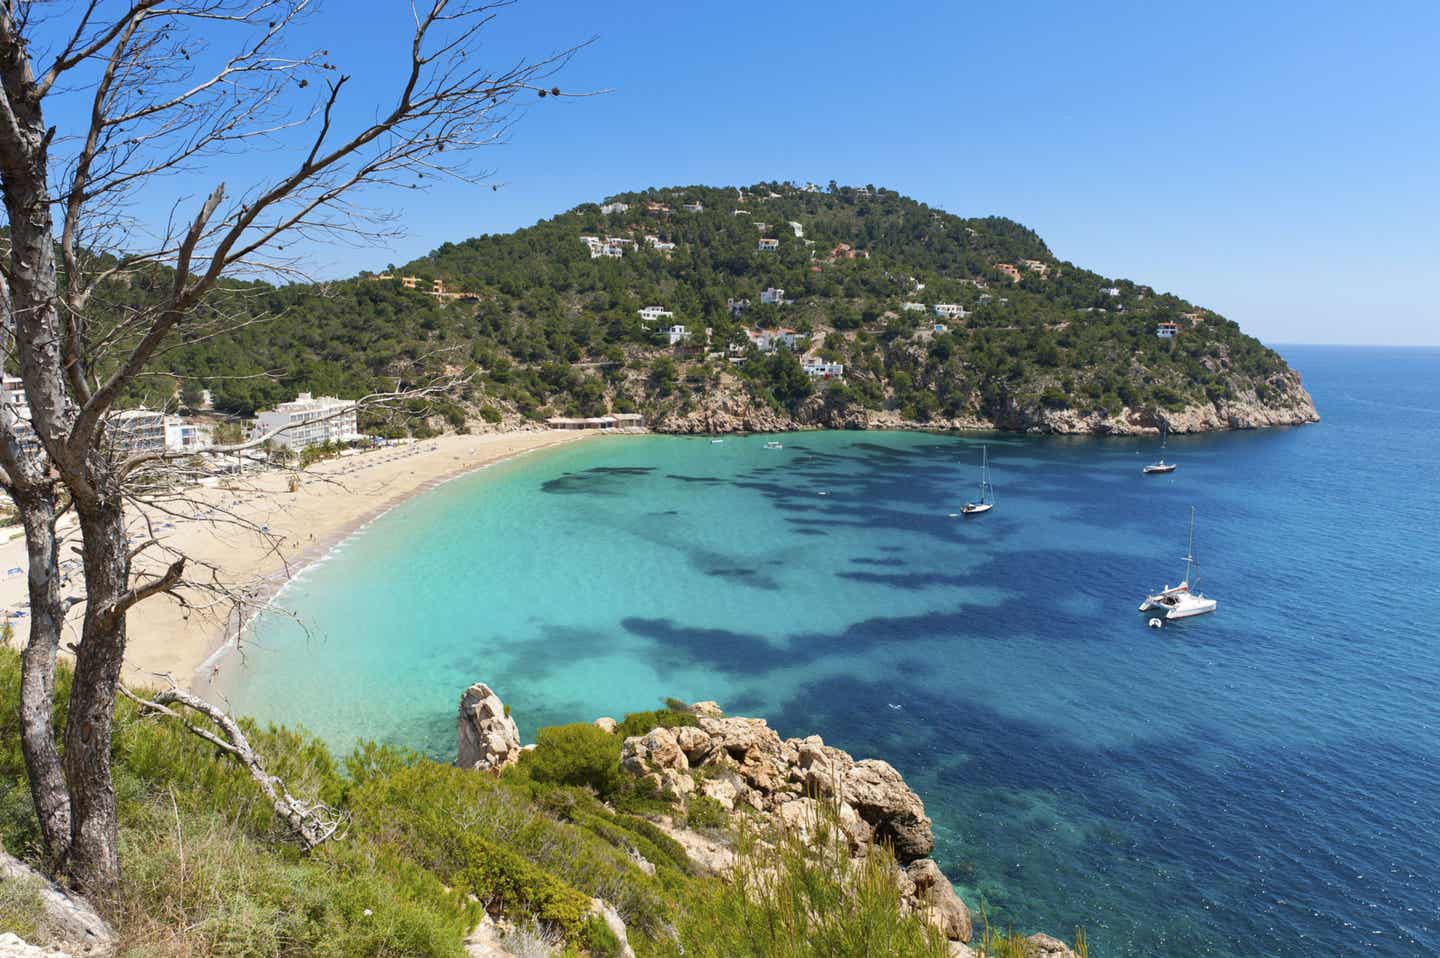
(156, 182, 1318, 435)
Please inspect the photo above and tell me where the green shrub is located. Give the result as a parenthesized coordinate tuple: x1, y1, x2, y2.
(519, 723, 624, 794)
(613, 708, 698, 739)
(684, 796, 729, 831)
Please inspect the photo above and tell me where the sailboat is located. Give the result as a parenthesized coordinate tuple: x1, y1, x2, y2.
(960, 445, 995, 516)
(1143, 421, 1177, 474)
(1138, 507, 1217, 620)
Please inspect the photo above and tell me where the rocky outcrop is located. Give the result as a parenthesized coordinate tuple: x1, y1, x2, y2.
(1021, 933, 1080, 958)
(0, 852, 113, 956)
(588, 898, 636, 958)
(615, 703, 963, 943)
(647, 370, 1318, 436)
(455, 683, 521, 772)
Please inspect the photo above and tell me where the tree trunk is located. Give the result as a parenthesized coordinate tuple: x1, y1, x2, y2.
(16, 492, 72, 870)
(61, 493, 129, 895)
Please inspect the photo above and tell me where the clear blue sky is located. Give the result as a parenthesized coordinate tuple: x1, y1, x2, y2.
(37, 0, 1440, 346)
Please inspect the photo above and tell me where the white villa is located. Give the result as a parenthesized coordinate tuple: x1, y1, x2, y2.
(803, 360, 844, 380)
(165, 418, 213, 452)
(933, 303, 968, 319)
(638, 306, 675, 324)
(902, 302, 927, 312)
(758, 238, 779, 252)
(788, 221, 804, 237)
(1157, 322, 1180, 339)
(760, 287, 786, 305)
(1102, 286, 1121, 297)
(110, 409, 168, 455)
(644, 235, 676, 252)
(600, 201, 629, 214)
(682, 201, 704, 213)
(660, 325, 690, 346)
(746, 328, 805, 351)
(253, 393, 360, 451)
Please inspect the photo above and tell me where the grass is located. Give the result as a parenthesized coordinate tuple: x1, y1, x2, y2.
(0, 653, 1028, 956)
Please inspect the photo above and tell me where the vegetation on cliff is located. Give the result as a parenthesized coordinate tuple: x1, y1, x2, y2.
(0, 650, 977, 957)
(142, 183, 1313, 433)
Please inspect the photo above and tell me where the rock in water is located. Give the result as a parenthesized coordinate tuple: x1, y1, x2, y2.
(455, 682, 521, 772)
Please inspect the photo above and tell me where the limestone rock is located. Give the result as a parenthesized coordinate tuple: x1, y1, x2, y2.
(588, 899, 636, 958)
(652, 819, 736, 875)
(698, 716, 785, 792)
(948, 943, 978, 958)
(674, 724, 714, 764)
(906, 858, 972, 942)
(593, 716, 617, 734)
(698, 777, 739, 810)
(0, 852, 113, 955)
(456, 683, 521, 773)
(1022, 933, 1079, 958)
(690, 700, 724, 718)
(841, 759, 934, 863)
(641, 726, 689, 772)
(0, 934, 74, 958)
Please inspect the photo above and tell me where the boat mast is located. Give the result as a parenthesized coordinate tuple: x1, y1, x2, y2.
(1185, 506, 1198, 588)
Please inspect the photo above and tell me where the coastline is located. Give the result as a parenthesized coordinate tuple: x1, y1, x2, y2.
(0, 429, 603, 690)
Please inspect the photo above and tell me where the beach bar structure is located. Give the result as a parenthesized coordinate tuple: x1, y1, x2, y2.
(546, 414, 643, 431)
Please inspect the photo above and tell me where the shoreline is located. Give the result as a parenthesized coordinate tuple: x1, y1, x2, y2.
(192, 430, 604, 695)
(0, 429, 607, 692)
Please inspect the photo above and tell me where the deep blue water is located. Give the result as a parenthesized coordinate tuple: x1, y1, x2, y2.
(223, 346, 1440, 957)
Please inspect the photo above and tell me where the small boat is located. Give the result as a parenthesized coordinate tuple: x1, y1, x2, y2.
(764, 440, 783, 449)
(1139, 507, 1217, 620)
(960, 445, 995, 516)
(1143, 421, 1177, 474)
(709, 438, 724, 444)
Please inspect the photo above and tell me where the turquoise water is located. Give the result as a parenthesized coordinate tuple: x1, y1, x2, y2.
(223, 346, 1440, 957)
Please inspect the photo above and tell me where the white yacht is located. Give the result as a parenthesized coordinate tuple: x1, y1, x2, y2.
(1139, 507, 1217, 620)
(1143, 421, 1177, 474)
(960, 445, 995, 516)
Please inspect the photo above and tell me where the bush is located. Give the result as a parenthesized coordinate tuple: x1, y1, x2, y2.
(519, 723, 623, 795)
(614, 708, 698, 740)
(684, 795, 728, 830)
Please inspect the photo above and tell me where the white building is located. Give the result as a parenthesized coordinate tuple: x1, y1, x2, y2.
(600, 201, 629, 215)
(253, 393, 361, 451)
(1102, 286, 1121, 297)
(746, 328, 806, 351)
(933, 303, 968, 319)
(110, 409, 168, 456)
(164, 418, 214, 452)
(660, 325, 690, 346)
(803, 360, 845, 379)
(644, 235, 676, 252)
(788, 221, 805, 237)
(902, 302, 927, 312)
(682, 201, 704, 213)
(638, 306, 675, 324)
(758, 238, 779, 252)
(760, 287, 786, 305)
(1156, 322, 1180, 339)
(1, 374, 38, 455)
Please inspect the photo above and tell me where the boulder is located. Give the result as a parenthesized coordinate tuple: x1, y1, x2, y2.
(698, 716, 785, 792)
(640, 726, 689, 772)
(0, 935, 74, 958)
(698, 777, 739, 810)
(455, 683, 521, 773)
(690, 700, 724, 718)
(948, 944, 979, 958)
(593, 716, 617, 734)
(0, 852, 113, 955)
(1022, 934, 1078, 958)
(906, 858, 972, 942)
(674, 724, 714, 764)
(796, 739, 855, 798)
(841, 759, 934, 862)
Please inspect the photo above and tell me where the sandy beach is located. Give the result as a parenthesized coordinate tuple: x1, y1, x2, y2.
(0, 429, 598, 687)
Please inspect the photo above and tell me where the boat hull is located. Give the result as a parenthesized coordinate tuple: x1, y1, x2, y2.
(961, 503, 993, 516)
(1143, 464, 1177, 474)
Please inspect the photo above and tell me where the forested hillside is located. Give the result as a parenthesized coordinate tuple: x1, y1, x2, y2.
(152, 182, 1318, 434)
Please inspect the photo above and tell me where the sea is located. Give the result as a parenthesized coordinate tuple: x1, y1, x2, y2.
(221, 345, 1440, 958)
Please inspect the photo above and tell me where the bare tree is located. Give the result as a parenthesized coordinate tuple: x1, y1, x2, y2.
(0, 0, 581, 893)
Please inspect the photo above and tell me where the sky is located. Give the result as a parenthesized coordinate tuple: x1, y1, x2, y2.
(29, 0, 1440, 346)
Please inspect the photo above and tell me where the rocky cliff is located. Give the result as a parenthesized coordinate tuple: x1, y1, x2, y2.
(649, 369, 1318, 436)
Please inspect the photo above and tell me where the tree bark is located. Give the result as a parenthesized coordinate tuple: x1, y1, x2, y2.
(61, 491, 129, 895)
(16, 492, 73, 870)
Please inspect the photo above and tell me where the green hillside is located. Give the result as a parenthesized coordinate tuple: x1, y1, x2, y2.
(154, 182, 1316, 433)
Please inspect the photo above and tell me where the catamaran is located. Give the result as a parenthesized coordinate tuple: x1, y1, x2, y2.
(1143, 421, 1177, 474)
(960, 445, 995, 516)
(1139, 507, 1217, 620)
